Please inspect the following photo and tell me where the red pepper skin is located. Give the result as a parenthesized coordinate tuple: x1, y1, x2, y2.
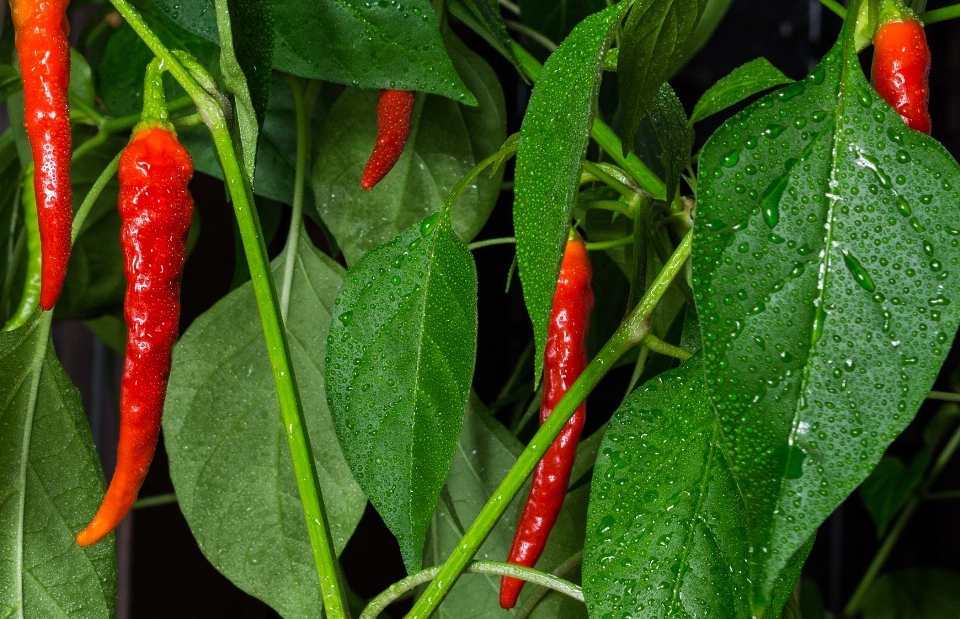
(11, 0, 73, 310)
(872, 18, 932, 135)
(500, 235, 594, 609)
(360, 89, 416, 190)
(76, 126, 193, 547)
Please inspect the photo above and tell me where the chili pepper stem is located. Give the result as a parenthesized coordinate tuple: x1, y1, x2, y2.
(106, 1, 351, 616)
(404, 231, 693, 618)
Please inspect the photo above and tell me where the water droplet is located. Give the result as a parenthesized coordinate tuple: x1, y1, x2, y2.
(842, 250, 876, 292)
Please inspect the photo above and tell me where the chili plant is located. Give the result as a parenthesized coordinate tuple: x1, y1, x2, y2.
(1, 0, 959, 618)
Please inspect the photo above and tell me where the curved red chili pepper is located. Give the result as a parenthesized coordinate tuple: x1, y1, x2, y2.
(76, 126, 193, 546)
(500, 234, 594, 609)
(12, 0, 73, 310)
(360, 89, 416, 190)
(872, 17, 932, 135)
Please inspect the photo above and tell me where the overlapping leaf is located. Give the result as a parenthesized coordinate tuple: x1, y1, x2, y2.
(163, 233, 366, 619)
(0, 318, 116, 619)
(326, 211, 477, 572)
(514, 1, 627, 382)
(692, 8, 960, 611)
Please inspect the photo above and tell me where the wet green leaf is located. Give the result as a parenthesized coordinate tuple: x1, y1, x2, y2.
(692, 16, 960, 612)
(448, 0, 518, 69)
(618, 0, 708, 151)
(516, 0, 606, 58)
(863, 569, 960, 619)
(514, 2, 626, 383)
(326, 212, 477, 573)
(313, 32, 505, 265)
(0, 317, 116, 619)
(583, 356, 810, 619)
(690, 57, 793, 124)
(648, 83, 693, 202)
(164, 232, 366, 619)
(151, 0, 473, 102)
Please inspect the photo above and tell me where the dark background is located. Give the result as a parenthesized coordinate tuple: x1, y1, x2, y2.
(32, 0, 960, 616)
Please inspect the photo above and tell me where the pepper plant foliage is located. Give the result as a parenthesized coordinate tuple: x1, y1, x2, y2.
(2, 0, 960, 617)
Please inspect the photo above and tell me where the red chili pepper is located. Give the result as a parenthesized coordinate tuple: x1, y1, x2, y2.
(360, 89, 416, 190)
(872, 15, 931, 134)
(500, 233, 594, 609)
(11, 0, 72, 310)
(76, 96, 193, 545)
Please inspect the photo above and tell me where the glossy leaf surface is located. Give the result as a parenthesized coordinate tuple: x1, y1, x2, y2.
(583, 356, 809, 619)
(326, 212, 477, 572)
(313, 32, 505, 265)
(151, 0, 473, 101)
(649, 83, 693, 202)
(514, 1, 626, 382)
(164, 233, 366, 619)
(618, 0, 708, 150)
(0, 319, 116, 619)
(692, 21, 960, 610)
(690, 57, 793, 124)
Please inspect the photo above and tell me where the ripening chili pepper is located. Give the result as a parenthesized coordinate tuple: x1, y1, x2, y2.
(500, 232, 594, 609)
(3, 164, 42, 331)
(872, 12, 931, 134)
(360, 89, 416, 190)
(77, 62, 193, 547)
(11, 0, 72, 310)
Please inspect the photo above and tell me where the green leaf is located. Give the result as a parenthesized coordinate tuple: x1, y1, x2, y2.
(424, 394, 598, 617)
(70, 49, 96, 108)
(682, 0, 734, 62)
(648, 83, 693, 202)
(326, 211, 477, 573)
(448, 0, 519, 69)
(163, 232, 366, 619)
(618, 0, 709, 151)
(514, 1, 627, 383)
(313, 32, 505, 265)
(583, 356, 810, 619)
(55, 136, 128, 320)
(690, 58, 794, 124)
(0, 131, 24, 322)
(151, 0, 474, 102)
(799, 579, 827, 619)
(0, 316, 116, 619)
(213, 0, 274, 180)
(862, 569, 960, 619)
(692, 18, 960, 612)
(859, 451, 929, 536)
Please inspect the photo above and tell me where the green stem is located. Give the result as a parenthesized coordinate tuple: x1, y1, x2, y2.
(642, 334, 692, 361)
(404, 232, 693, 618)
(818, 0, 847, 18)
(468, 237, 516, 251)
(102, 96, 194, 133)
(71, 131, 110, 163)
(508, 42, 667, 200)
(843, 420, 960, 617)
(363, 561, 582, 619)
(579, 199, 634, 219)
(920, 5, 960, 24)
(928, 390, 960, 403)
(585, 236, 633, 251)
(514, 552, 584, 619)
(72, 152, 121, 243)
(621, 347, 650, 404)
(504, 19, 558, 52)
(133, 492, 177, 509)
(279, 77, 319, 321)
(926, 490, 960, 500)
(582, 161, 636, 200)
(69, 92, 106, 127)
(106, 2, 350, 617)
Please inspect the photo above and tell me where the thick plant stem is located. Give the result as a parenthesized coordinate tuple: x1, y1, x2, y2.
(106, 2, 350, 617)
(922, 5, 960, 24)
(843, 421, 960, 617)
(362, 561, 582, 619)
(404, 232, 692, 618)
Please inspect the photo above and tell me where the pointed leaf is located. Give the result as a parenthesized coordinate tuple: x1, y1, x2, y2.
(648, 82, 693, 202)
(313, 32, 505, 265)
(690, 57, 793, 124)
(859, 451, 929, 536)
(448, 0, 519, 69)
(618, 0, 708, 150)
(514, 1, 627, 382)
(0, 318, 116, 619)
(692, 18, 960, 611)
(163, 233, 366, 619)
(326, 212, 478, 572)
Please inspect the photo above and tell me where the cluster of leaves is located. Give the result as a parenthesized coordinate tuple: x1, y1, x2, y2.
(2, 0, 960, 618)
